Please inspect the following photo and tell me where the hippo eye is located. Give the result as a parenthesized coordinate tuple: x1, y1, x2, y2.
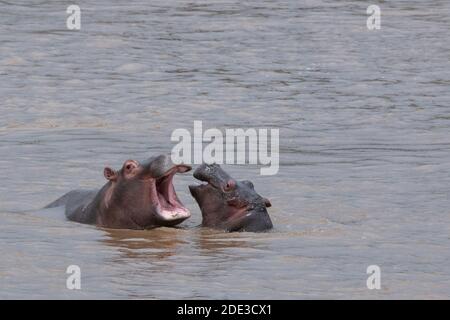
(124, 161, 137, 172)
(224, 179, 236, 192)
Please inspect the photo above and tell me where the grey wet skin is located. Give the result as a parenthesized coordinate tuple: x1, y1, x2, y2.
(45, 154, 192, 229)
(189, 164, 273, 232)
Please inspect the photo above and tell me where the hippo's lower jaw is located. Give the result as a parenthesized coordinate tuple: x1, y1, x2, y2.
(151, 165, 191, 225)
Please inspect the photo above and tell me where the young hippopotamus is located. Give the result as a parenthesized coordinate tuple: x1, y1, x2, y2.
(189, 164, 273, 232)
(45, 154, 191, 229)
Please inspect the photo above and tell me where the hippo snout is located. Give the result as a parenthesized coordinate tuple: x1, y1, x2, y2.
(142, 154, 191, 178)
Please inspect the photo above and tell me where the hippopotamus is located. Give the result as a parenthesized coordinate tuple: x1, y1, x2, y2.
(189, 163, 273, 232)
(45, 154, 192, 229)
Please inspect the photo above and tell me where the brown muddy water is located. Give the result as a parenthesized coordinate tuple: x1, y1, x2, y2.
(1, 1, 450, 299)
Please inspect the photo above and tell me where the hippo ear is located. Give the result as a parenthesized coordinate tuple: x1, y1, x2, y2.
(263, 198, 272, 208)
(104, 167, 117, 181)
(241, 180, 254, 189)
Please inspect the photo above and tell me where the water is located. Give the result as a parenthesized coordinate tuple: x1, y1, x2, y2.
(1, 0, 449, 299)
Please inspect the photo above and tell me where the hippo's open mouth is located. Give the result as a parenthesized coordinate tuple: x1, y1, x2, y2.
(188, 164, 227, 197)
(151, 165, 191, 223)
(188, 175, 215, 197)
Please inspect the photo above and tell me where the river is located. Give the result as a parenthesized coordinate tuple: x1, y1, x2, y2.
(0, 0, 449, 299)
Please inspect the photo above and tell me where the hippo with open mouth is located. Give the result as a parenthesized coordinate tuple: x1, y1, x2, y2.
(45, 154, 191, 229)
(189, 163, 273, 232)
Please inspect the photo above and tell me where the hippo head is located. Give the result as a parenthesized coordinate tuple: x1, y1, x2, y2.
(189, 164, 273, 232)
(99, 154, 191, 229)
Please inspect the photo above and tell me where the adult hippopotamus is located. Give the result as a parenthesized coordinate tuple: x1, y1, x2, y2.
(45, 154, 192, 229)
(189, 163, 273, 232)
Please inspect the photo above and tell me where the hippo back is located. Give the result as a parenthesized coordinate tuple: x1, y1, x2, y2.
(45, 190, 98, 224)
